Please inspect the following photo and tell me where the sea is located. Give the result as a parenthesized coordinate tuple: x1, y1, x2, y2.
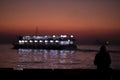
(0, 44, 120, 70)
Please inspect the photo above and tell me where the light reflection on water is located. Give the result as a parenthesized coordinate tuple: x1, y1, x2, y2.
(15, 49, 77, 70)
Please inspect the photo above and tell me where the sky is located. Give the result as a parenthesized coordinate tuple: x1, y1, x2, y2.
(0, 0, 120, 44)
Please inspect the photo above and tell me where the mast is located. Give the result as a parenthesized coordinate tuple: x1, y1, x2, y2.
(35, 26, 39, 36)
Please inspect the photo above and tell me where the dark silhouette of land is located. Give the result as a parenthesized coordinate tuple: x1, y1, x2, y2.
(0, 68, 120, 80)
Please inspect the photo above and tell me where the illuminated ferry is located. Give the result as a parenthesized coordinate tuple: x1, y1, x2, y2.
(13, 35, 77, 50)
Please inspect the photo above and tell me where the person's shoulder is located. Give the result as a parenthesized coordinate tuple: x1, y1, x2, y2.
(95, 53, 100, 57)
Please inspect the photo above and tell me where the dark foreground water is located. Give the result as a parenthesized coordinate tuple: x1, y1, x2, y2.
(0, 44, 120, 70)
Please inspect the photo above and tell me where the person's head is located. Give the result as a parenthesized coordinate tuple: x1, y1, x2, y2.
(100, 45, 106, 52)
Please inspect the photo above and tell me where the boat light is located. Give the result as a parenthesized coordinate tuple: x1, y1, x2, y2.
(50, 40, 54, 43)
(60, 41, 69, 45)
(29, 40, 33, 43)
(53, 35, 56, 38)
(21, 40, 24, 43)
(44, 36, 48, 38)
(70, 35, 74, 38)
(55, 40, 59, 43)
(39, 40, 43, 43)
(19, 40, 22, 44)
(34, 40, 38, 43)
(45, 40, 48, 43)
(60, 35, 67, 38)
(64, 35, 67, 38)
(70, 41, 73, 44)
(24, 40, 28, 43)
(68, 39, 70, 42)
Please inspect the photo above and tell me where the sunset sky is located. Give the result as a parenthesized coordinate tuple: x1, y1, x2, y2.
(0, 0, 120, 44)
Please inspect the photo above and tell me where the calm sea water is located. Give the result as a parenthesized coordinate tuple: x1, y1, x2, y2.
(0, 44, 120, 70)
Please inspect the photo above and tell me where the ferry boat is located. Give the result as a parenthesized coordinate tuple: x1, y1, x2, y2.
(13, 35, 77, 50)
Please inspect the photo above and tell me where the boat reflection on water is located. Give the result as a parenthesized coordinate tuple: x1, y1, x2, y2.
(15, 49, 76, 70)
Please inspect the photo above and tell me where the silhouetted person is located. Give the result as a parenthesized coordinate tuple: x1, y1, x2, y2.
(94, 45, 112, 80)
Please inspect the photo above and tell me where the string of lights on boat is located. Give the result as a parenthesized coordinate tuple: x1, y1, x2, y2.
(18, 35, 75, 45)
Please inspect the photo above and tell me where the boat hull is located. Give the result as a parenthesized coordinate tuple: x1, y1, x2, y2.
(13, 43, 77, 50)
